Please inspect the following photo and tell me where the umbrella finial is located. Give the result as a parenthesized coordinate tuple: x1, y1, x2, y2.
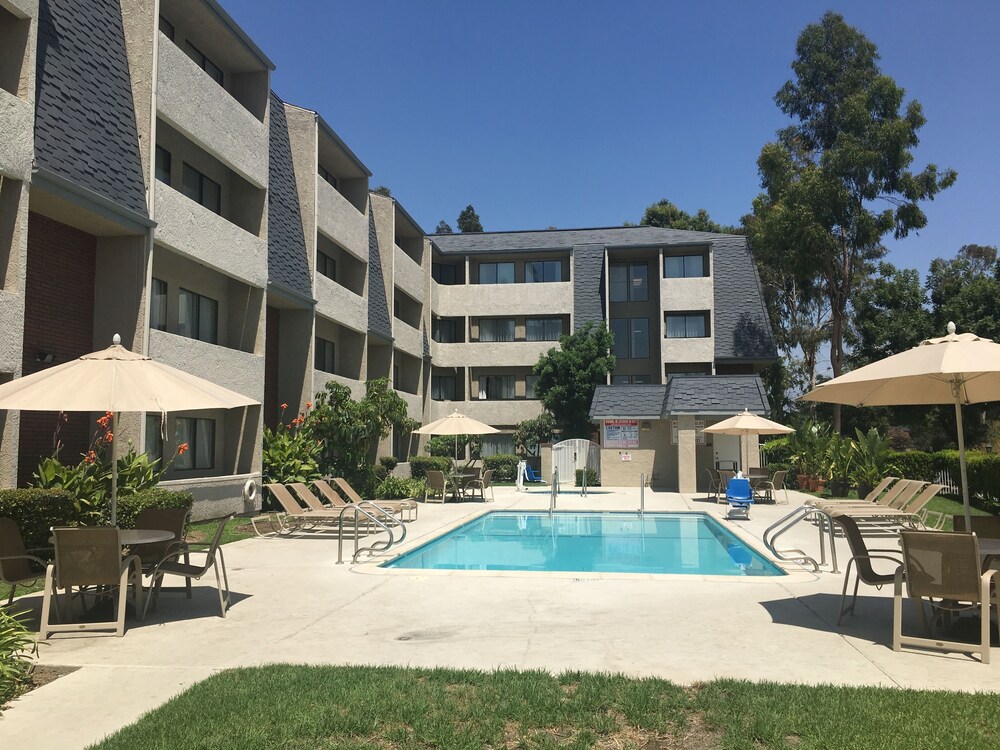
(947, 321, 956, 335)
(112, 333, 121, 346)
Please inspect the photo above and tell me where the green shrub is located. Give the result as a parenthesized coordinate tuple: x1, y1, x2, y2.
(574, 468, 599, 487)
(761, 437, 793, 465)
(374, 476, 425, 500)
(483, 454, 519, 482)
(378, 456, 399, 472)
(0, 488, 80, 551)
(409, 456, 451, 480)
(114, 488, 194, 530)
(887, 450, 936, 483)
(426, 434, 482, 458)
(932, 449, 1000, 513)
(0, 609, 37, 706)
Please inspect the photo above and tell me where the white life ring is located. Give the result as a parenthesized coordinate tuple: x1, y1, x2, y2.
(243, 478, 259, 503)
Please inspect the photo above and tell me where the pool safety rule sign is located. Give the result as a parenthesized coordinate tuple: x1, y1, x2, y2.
(603, 419, 639, 448)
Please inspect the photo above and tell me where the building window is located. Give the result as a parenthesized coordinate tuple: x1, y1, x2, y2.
(611, 374, 652, 385)
(525, 375, 539, 399)
(432, 318, 459, 343)
(175, 417, 215, 470)
(177, 288, 218, 344)
(632, 374, 651, 384)
(479, 318, 514, 342)
(432, 263, 458, 285)
(478, 262, 514, 284)
(665, 313, 709, 338)
(181, 163, 221, 215)
(150, 278, 167, 331)
(315, 337, 335, 373)
(144, 414, 163, 466)
(155, 146, 171, 184)
(664, 254, 707, 278)
(481, 434, 515, 457)
(318, 165, 337, 188)
(184, 42, 223, 86)
(611, 317, 649, 358)
(479, 375, 515, 400)
(317, 251, 335, 280)
(158, 15, 174, 41)
(431, 375, 457, 400)
(609, 261, 648, 302)
(525, 318, 562, 341)
(525, 260, 562, 283)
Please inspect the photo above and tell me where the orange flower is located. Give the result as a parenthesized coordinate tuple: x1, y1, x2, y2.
(286, 424, 292, 430)
(306, 402, 313, 409)
(280, 403, 288, 410)
(177, 442, 189, 455)
(83, 450, 97, 464)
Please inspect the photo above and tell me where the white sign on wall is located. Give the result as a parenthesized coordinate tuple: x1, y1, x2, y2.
(671, 420, 706, 445)
(603, 419, 639, 448)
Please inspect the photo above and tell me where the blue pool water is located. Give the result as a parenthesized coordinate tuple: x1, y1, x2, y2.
(384, 512, 784, 576)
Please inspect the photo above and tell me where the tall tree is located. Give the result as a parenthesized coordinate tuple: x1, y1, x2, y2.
(640, 199, 741, 234)
(927, 245, 1000, 340)
(434, 220, 453, 234)
(531, 322, 615, 438)
(748, 11, 956, 430)
(457, 204, 484, 233)
(847, 261, 932, 368)
(372, 185, 392, 197)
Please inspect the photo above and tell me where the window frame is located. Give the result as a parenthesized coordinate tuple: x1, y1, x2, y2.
(317, 250, 336, 281)
(609, 261, 649, 302)
(432, 318, 460, 343)
(525, 317, 562, 342)
(150, 278, 168, 332)
(155, 145, 171, 184)
(432, 263, 459, 285)
(181, 162, 221, 215)
(431, 374, 457, 401)
(314, 336, 335, 373)
(664, 253, 708, 279)
(665, 312, 710, 339)
(478, 317, 515, 343)
(318, 164, 338, 189)
(177, 288, 218, 344)
(478, 375, 516, 400)
(478, 261, 515, 285)
(525, 260, 562, 283)
(174, 417, 215, 471)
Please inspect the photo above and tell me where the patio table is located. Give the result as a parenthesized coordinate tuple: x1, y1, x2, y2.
(444, 471, 477, 501)
(50, 529, 174, 546)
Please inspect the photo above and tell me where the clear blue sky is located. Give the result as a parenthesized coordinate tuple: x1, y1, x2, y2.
(232, 0, 999, 276)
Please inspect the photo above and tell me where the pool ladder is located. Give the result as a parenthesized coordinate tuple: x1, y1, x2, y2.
(336, 501, 408, 564)
(762, 505, 838, 573)
(549, 468, 559, 513)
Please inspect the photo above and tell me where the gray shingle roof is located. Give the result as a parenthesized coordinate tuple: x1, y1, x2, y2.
(711, 236, 776, 361)
(266, 93, 311, 298)
(573, 244, 605, 331)
(590, 376, 770, 419)
(34, 0, 147, 218)
(367, 209, 393, 339)
(430, 226, 721, 254)
(664, 376, 770, 415)
(590, 385, 669, 419)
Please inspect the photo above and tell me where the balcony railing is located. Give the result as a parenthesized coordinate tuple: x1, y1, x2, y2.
(317, 180, 367, 261)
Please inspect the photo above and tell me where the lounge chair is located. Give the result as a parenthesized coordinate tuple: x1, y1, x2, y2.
(39, 527, 143, 638)
(464, 469, 495, 502)
(143, 515, 232, 619)
(725, 478, 754, 520)
(894, 529, 997, 663)
(313, 479, 420, 521)
(827, 484, 943, 528)
(265, 483, 359, 533)
(329, 478, 419, 521)
(293, 482, 407, 524)
(811, 479, 925, 516)
(834, 515, 904, 624)
(424, 470, 447, 502)
(0, 517, 49, 605)
(806, 476, 898, 509)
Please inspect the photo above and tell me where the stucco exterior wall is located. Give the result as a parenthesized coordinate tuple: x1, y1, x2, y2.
(676, 414, 698, 493)
(393, 320, 422, 359)
(432, 398, 542, 426)
(156, 31, 268, 189)
(393, 245, 423, 301)
(0, 89, 33, 180)
(154, 184, 267, 288)
(159, 473, 259, 521)
(600, 448, 654, 488)
(149, 328, 265, 401)
(432, 280, 572, 317)
(313, 371, 365, 400)
(431, 340, 552, 369)
(317, 180, 367, 261)
(660, 277, 713, 311)
(315, 274, 366, 333)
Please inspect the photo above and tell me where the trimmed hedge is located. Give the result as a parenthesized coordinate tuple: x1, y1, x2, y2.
(0, 489, 81, 551)
(483, 454, 519, 483)
(887, 450, 935, 483)
(115, 488, 194, 530)
(410, 456, 451, 480)
(575, 468, 599, 487)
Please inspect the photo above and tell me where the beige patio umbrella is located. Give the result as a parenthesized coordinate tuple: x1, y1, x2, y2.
(801, 322, 1000, 529)
(414, 410, 499, 461)
(703, 409, 795, 474)
(0, 334, 259, 525)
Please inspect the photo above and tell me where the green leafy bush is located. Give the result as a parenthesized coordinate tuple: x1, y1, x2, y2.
(0, 609, 37, 706)
(932, 450, 1000, 513)
(409, 456, 451, 480)
(0, 488, 80, 551)
(379, 456, 399, 472)
(575, 468, 599, 487)
(114, 488, 194, 530)
(374, 476, 425, 500)
(760, 436, 793, 465)
(887, 450, 936, 483)
(262, 407, 322, 487)
(426, 434, 482, 458)
(483, 454, 519, 482)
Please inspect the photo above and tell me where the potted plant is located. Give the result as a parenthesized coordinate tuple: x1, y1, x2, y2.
(851, 427, 894, 501)
(826, 433, 856, 497)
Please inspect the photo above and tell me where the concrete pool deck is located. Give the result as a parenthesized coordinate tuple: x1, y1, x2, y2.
(3, 486, 998, 748)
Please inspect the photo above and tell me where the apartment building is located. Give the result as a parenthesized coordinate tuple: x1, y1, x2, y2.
(0, 0, 777, 511)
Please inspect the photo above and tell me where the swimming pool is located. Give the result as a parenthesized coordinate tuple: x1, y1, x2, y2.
(383, 511, 784, 576)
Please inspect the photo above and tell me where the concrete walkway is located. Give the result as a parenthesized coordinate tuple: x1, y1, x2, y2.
(3, 486, 998, 748)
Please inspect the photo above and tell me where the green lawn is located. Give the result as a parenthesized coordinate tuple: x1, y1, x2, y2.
(88, 665, 1000, 750)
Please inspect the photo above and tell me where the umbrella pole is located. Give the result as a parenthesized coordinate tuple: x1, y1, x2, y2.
(955, 402, 973, 531)
(110, 411, 119, 527)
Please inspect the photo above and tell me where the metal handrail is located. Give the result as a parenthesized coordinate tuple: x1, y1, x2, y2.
(640, 474, 645, 515)
(336, 503, 406, 564)
(762, 505, 838, 573)
(549, 467, 559, 513)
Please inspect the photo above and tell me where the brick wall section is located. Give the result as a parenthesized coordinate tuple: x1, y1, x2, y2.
(17, 213, 96, 485)
(263, 305, 280, 428)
